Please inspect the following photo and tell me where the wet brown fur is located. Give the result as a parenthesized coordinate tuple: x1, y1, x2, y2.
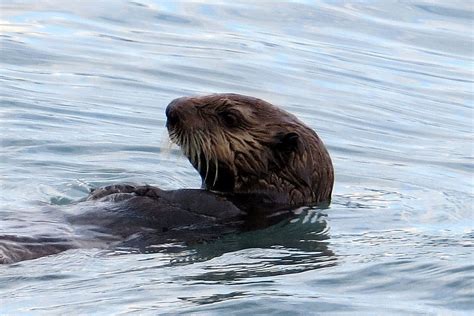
(166, 93, 334, 206)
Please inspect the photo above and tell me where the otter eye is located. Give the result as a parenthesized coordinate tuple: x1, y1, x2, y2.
(219, 111, 240, 127)
(275, 132, 299, 152)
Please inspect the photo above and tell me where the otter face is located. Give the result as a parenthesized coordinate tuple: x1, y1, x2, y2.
(166, 93, 334, 205)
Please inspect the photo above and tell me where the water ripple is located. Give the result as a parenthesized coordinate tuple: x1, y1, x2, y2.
(0, 0, 472, 314)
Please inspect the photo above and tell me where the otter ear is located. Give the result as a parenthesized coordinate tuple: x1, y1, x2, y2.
(275, 132, 299, 152)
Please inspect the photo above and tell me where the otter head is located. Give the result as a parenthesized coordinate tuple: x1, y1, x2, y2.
(166, 93, 334, 205)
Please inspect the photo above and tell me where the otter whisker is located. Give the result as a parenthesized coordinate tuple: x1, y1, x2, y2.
(183, 134, 190, 158)
(202, 133, 214, 186)
(196, 132, 203, 174)
(180, 133, 186, 153)
(194, 133, 201, 171)
(195, 151, 201, 174)
(204, 150, 210, 185)
(188, 133, 195, 164)
(213, 155, 219, 187)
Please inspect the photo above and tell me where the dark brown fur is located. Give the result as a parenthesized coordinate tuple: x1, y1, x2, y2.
(166, 93, 334, 205)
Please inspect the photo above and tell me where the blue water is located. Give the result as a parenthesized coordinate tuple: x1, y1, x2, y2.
(1, 0, 473, 314)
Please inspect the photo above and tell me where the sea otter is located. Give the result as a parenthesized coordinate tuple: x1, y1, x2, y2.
(0, 94, 334, 263)
(90, 93, 334, 205)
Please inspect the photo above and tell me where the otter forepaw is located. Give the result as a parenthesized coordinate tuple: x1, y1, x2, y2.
(87, 184, 138, 201)
(134, 185, 165, 200)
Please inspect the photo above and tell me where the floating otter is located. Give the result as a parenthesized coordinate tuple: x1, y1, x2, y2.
(0, 94, 334, 263)
(88, 93, 334, 206)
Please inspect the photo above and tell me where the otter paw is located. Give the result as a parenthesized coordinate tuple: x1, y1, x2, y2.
(87, 184, 138, 200)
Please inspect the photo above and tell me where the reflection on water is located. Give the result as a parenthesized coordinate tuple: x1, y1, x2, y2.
(186, 208, 335, 273)
(0, 0, 473, 314)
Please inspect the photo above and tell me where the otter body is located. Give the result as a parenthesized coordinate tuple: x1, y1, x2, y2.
(1, 94, 333, 263)
(0, 186, 295, 263)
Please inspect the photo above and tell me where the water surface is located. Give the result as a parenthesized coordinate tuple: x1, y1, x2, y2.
(1, 0, 473, 314)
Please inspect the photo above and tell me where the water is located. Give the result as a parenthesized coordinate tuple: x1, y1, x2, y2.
(1, 0, 473, 314)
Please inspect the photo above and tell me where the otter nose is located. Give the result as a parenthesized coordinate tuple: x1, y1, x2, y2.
(165, 100, 180, 128)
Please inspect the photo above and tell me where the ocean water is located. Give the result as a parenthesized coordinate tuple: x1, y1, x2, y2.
(0, 0, 473, 314)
